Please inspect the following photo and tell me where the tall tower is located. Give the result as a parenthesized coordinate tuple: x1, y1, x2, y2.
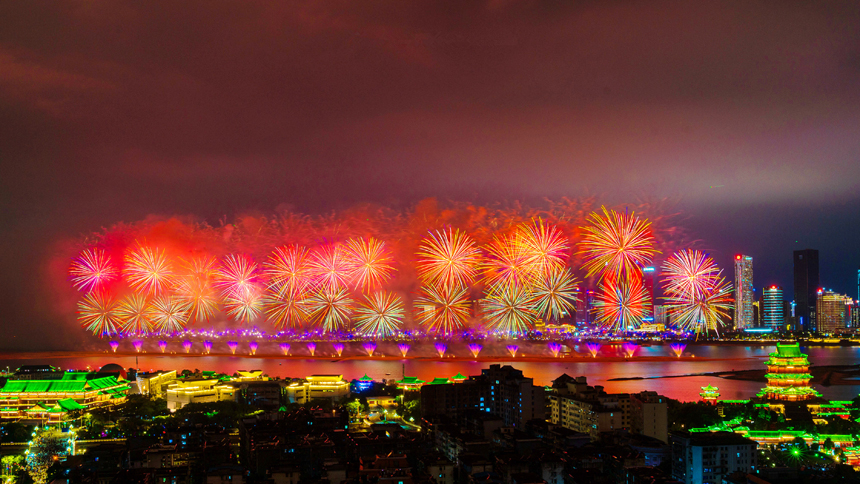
(734, 255, 754, 330)
(762, 286, 785, 331)
(793, 249, 819, 332)
(642, 266, 657, 323)
(817, 290, 850, 334)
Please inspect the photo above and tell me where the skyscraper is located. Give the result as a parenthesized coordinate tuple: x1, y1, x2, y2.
(817, 290, 850, 334)
(734, 255, 754, 330)
(793, 249, 819, 332)
(762, 286, 785, 331)
(642, 266, 657, 323)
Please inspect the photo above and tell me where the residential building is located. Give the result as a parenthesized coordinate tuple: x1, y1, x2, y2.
(549, 376, 625, 440)
(793, 249, 819, 332)
(630, 391, 668, 443)
(734, 255, 754, 330)
(670, 431, 757, 484)
(284, 375, 350, 404)
(482, 365, 546, 429)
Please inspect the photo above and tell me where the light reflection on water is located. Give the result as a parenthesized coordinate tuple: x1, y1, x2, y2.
(1, 345, 858, 402)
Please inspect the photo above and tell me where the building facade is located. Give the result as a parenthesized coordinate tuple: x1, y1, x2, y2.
(817, 290, 851, 334)
(734, 255, 754, 330)
(793, 249, 819, 332)
(762, 286, 785, 331)
(670, 431, 758, 484)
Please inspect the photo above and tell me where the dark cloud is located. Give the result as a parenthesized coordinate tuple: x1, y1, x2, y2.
(1, 1, 859, 349)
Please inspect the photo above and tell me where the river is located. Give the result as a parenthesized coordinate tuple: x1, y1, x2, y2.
(2, 344, 859, 402)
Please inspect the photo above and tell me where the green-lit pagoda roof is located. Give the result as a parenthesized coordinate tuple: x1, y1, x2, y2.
(452, 372, 467, 380)
(429, 377, 451, 385)
(757, 386, 822, 398)
(774, 343, 804, 357)
(359, 374, 374, 382)
(764, 373, 812, 380)
(396, 376, 425, 385)
(700, 385, 719, 391)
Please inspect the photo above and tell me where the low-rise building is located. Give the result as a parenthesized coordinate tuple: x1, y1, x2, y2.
(284, 375, 350, 404)
(0, 372, 129, 420)
(136, 370, 177, 398)
(165, 377, 236, 411)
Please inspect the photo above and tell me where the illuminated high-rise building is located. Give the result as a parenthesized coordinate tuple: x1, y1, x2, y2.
(762, 286, 785, 331)
(734, 255, 754, 330)
(793, 249, 819, 332)
(817, 289, 850, 334)
(642, 266, 657, 323)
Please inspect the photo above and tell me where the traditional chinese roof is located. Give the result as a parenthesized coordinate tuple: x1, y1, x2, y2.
(359, 374, 374, 382)
(774, 343, 804, 357)
(396, 376, 425, 385)
(0, 376, 124, 394)
(764, 373, 812, 380)
(428, 377, 451, 385)
(452, 373, 467, 381)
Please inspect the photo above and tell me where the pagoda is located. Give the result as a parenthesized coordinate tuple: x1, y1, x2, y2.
(757, 342, 822, 401)
(700, 385, 720, 403)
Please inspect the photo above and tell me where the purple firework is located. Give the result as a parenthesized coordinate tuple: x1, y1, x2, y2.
(109, 341, 119, 353)
(506, 345, 519, 357)
(228, 341, 238, 354)
(435, 342, 447, 358)
(670, 342, 686, 358)
(158, 340, 167, 353)
(398, 343, 410, 357)
(468, 343, 482, 358)
(249, 341, 258, 355)
(548, 342, 562, 358)
(133, 340, 142, 353)
(307, 342, 316, 356)
(203, 341, 212, 354)
(363, 342, 377, 357)
(586, 342, 601, 358)
(183, 340, 192, 353)
(623, 342, 638, 358)
(279, 342, 290, 355)
(333, 343, 345, 357)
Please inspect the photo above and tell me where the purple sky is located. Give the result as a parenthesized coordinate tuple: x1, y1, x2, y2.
(1, 1, 859, 348)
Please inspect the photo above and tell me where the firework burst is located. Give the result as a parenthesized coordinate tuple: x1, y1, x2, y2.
(483, 283, 537, 336)
(78, 292, 120, 336)
(416, 228, 481, 288)
(228, 341, 238, 354)
(670, 342, 686, 357)
(661, 250, 721, 300)
(345, 237, 394, 291)
(307, 287, 354, 333)
(592, 277, 650, 332)
(249, 341, 258, 355)
(279, 342, 290, 355)
(482, 232, 532, 287)
(223, 288, 264, 324)
(215, 254, 263, 298)
(622, 342, 638, 358)
(109, 341, 119, 352)
(586, 341, 601, 357)
(520, 220, 570, 275)
(70, 248, 119, 293)
(468, 343, 482, 358)
(398, 343, 410, 357)
(548, 342, 562, 357)
(265, 246, 312, 296)
(183, 340, 192, 353)
(363, 342, 377, 357)
(354, 291, 404, 338)
(530, 269, 579, 321)
(308, 244, 352, 290)
(124, 246, 175, 295)
(307, 342, 316, 356)
(158, 340, 167, 353)
(333, 342, 344, 357)
(435, 342, 447, 358)
(116, 294, 153, 334)
(664, 277, 733, 336)
(506, 344, 519, 357)
(147, 296, 190, 334)
(175, 256, 218, 323)
(263, 286, 309, 329)
(414, 284, 471, 335)
(578, 206, 658, 282)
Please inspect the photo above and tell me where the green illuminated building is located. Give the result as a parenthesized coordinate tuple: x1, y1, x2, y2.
(756, 342, 821, 401)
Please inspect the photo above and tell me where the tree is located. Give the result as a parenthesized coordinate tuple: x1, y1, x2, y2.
(26, 428, 69, 484)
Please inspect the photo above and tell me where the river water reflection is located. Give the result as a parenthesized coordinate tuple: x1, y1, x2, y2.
(1, 344, 858, 402)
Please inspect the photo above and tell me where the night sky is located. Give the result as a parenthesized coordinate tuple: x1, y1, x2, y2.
(1, 1, 859, 349)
